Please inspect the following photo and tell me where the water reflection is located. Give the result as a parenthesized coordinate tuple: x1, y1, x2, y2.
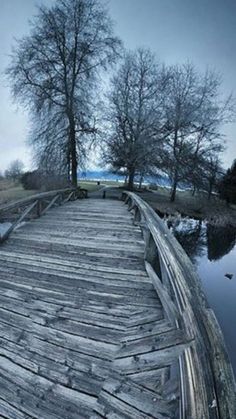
(165, 216, 236, 264)
(168, 218, 206, 264)
(164, 214, 236, 376)
(207, 224, 236, 261)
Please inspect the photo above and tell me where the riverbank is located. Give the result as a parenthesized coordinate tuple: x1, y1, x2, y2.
(1, 179, 235, 227)
(85, 181, 236, 227)
(137, 187, 236, 227)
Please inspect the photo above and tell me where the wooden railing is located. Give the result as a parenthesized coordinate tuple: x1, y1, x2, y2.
(122, 191, 236, 419)
(0, 187, 87, 243)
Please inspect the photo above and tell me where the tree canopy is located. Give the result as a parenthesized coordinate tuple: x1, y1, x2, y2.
(4, 159, 25, 182)
(7, 0, 122, 186)
(102, 49, 166, 189)
(6, 1, 234, 197)
(103, 56, 234, 195)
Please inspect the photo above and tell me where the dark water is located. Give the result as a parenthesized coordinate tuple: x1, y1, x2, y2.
(166, 216, 236, 376)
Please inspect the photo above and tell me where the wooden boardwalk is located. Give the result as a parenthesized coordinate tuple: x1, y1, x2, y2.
(0, 197, 182, 419)
(0, 192, 235, 418)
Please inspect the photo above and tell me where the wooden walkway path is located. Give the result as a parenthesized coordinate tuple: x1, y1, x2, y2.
(0, 197, 182, 419)
(0, 192, 235, 418)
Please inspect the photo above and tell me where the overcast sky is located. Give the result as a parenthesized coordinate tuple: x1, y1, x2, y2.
(0, 0, 235, 172)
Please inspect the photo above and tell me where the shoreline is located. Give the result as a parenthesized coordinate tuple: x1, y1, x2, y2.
(135, 189, 236, 228)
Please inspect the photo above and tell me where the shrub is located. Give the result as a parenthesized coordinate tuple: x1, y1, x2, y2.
(21, 171, 70, 191)
(21, 171, 41, 190)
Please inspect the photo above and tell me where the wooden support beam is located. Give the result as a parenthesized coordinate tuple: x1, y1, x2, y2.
(63, 191, 74, 203)
(145, 261, 179, 324)
(0, 187, 88, 244)
(0, 200, 38, 243)
(37, 200, 42, 217)
(41, 195, 60, 216)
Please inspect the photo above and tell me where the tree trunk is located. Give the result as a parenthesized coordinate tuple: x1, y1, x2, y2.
(69, 117, 77, 187)
(170, 129, 179, 202)
(208, 178, 215, 200)
(170, 172, 178, 202)
(127, 169, 135, 190)
(139, 175, 143, 189)
(208, 184, 213, 200)
(192, 185, 196, 196)
(67, 150, 71, 183)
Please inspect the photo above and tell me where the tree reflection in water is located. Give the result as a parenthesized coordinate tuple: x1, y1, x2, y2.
(164, 215, 236, 264)
(207, 224, 236, 261)
(163, 213, 236, 376)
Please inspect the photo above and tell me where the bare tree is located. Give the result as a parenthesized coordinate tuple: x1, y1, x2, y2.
(103, 48, 166, 190)
(5, 159, 24, 182)
(186, 153, 223, 199)
(218, 159, 236, 204)
(7, 0, 121, 186)
(161, 63, 234, 201)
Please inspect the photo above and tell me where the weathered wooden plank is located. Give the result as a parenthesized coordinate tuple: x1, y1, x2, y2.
(4, 242, 145, 269)
(0, 260, 151, 286)
(12, 231, 144, 252)
(123, 191, 236, 418)
(15, 226, 144, 244)
(0, 397, 31, 419)
(0, 251, 146, 276)
(128, 367, 170, 391)
(203, 308, 236, 419)
(113, 342, 191, 375)
(117, 328, 186, 358)
(0, 266, 155, 297)
(0, 197, 172, 417)
(121, 320, 172, 343)
(100, 376, 176, 418)
(1, 194, 232, 418)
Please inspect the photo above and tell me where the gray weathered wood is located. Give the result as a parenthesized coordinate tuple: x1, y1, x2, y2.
(122, 191, 236, 419)
(0, 194, 234, 418)
(0, 187, 87, 244)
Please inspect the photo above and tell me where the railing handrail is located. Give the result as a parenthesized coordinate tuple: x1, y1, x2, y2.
(0, 187, 87, 243)
(0, 187, 80, 214)
(123, 191, 236, 419)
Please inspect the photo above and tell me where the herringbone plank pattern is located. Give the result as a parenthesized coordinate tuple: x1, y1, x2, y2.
(0, 199, 185, 418)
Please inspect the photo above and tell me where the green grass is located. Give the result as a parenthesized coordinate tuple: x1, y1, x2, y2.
(78, 180, 124, 191)
(137, 185, 236, 226)
(1, 178, 234, 226)
(0, 184, 36, 206)
(0, 179, 112, 206)
(78, 181, 104, 192)
(0, 179, 14, 191)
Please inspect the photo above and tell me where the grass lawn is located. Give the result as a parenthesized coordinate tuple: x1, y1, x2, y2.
(1, 178, 234, 226)
(78, 181, 104, 192)
(78, 179, 233, 225)
(78, 180, 125, 191)
(0, 182, 36, 207)
(138, 186, 236, 227)
(0, 179, 111, 207)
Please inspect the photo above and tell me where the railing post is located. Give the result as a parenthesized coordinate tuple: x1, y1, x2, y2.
(144, 231, 156, 264)
(58, 193, 62, 205)
(37, 200, 42, 217)
(133, 206, 141, 224)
